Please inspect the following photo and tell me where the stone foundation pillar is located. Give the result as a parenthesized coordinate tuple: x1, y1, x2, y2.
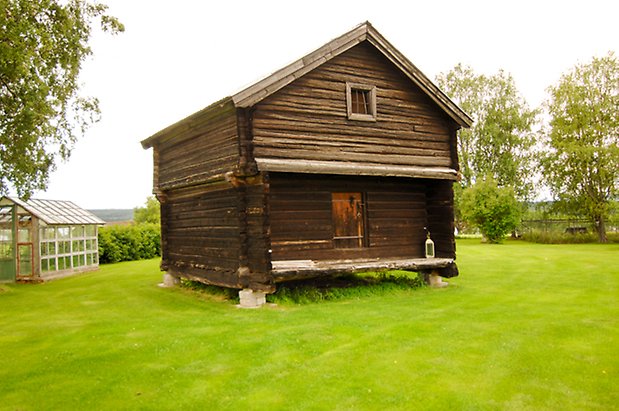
(425, 271, 449, 288)
(161, 273, 180, 288)
(238, 289, 267, 308)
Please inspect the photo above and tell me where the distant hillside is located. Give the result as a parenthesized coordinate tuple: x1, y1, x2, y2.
(89, 209, 133, 223)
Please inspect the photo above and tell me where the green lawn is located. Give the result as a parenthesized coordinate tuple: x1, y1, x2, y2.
(1, 240, 617, 410)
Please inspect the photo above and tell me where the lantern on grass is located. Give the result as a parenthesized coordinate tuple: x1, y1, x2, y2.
(425, 230, 435, 258)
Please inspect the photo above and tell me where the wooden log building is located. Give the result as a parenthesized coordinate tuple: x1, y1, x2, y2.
(141, 22, 472, 303)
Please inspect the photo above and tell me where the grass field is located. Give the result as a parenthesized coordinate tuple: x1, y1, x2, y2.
(0, 240, 617, 410)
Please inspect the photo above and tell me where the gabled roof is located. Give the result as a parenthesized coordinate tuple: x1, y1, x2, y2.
(0, 196, 105, 225)
(232, 21, 472, 127)
(142, 22, 471, 149)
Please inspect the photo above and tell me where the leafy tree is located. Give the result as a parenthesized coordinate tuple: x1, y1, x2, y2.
(0, 0, 123, 198)
(540, 52, 619, 243)
(460, 176, 521, 243)
(436, 64, 538, 198)
(134, 196, 161, 224)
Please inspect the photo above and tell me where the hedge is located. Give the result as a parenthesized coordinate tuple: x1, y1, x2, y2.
(98, 223, 161, 263)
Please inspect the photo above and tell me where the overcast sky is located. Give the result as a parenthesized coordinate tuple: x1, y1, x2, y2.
(33, 0, 619, 209)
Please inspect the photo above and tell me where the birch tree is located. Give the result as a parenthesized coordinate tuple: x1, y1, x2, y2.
(0, 0, 123, 198)
(540, 52, 619, 243)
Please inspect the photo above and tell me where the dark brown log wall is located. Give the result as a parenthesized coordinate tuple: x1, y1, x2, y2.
(425, 180, 456, 259)
(162, 183, 241, 288)
(237, 179, 272, 290)
(157, 102, 238, 190)
(252, 42, 456, 169)
(268, 173, 431, 261)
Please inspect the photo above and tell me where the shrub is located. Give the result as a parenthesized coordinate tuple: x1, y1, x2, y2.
(460, 176, 521, 243)
(98, 223, 161, 263)
(521, 230, 619, 244)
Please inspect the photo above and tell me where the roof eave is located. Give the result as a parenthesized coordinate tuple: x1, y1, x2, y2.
(140, 97, 234, 149)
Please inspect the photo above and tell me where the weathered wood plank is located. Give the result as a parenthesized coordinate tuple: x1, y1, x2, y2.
(271, 257, 455, 282)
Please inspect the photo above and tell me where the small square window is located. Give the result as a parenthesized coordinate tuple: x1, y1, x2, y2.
(346, 83, 377, 121)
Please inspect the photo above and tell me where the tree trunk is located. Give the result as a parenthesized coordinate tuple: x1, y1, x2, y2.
(594, 216, 608, 243)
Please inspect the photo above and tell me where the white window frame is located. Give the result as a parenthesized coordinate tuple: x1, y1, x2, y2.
(346, 82, 377, 122)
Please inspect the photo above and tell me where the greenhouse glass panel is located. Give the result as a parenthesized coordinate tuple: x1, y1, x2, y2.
(1, 228, 12, 242)
(0, 241, 12, 259)
(18, 228, 30, 243)
(45, 227, 56, 240)
(72, 225, 84, 238)
(18, 244, 32, 276)
(58, 227, 70, 239)
(59, 241, 70, 255)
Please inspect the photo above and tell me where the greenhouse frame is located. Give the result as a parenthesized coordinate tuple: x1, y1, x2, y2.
(0, 196, 105, 282)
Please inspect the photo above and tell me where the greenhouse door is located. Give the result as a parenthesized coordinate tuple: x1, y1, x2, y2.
(17, 244, 33, 278)
(0, 205, 16, 282)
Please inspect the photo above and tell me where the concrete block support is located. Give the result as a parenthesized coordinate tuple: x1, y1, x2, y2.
(161, 273, 180, 288)
(425, 271, 449, 288)
(238, 288, 267, 308)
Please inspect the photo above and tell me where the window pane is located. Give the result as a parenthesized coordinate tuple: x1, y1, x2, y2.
(351, 89, 370, 114)
(18, 228, 30, 243)
(41, 243, 47, 256)
(48, 242, 56, 256)
(41, 259, 48, 272)
(71, 225, 84, 238)
(0, 228, 12, 242)
(0, 243, 9, 258)
(85, 225, 95, 237)
(58, 227, 70, 239)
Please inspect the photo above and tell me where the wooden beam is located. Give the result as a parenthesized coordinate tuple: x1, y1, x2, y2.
(271, 257, 456, 282)
(256, 158, 458, 180)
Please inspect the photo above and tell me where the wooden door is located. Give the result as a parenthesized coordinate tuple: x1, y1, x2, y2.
(0, 205, 15, 281)
(332, 192, 365, 248)
(17, 243, 33, 277)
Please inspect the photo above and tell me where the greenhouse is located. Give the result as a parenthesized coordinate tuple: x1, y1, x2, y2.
(0, 196, 104, 282)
